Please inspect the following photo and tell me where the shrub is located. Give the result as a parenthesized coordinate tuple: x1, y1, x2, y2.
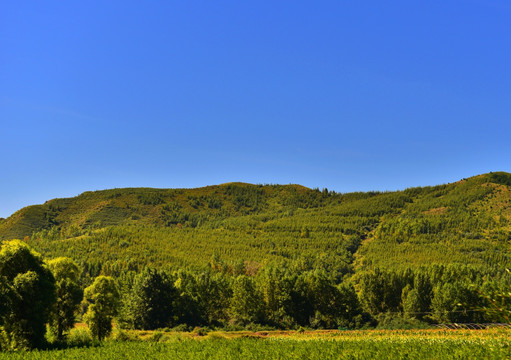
(192, 327, 208, 336)
(112, 329, 138, 342)
(66, 328, 93, 347)
(170, 324, 192, 332)
(149, 331, 163, 342)
(207, 332, 226, 340)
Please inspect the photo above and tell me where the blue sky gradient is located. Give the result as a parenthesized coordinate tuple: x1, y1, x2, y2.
(1, 1, 510, 218)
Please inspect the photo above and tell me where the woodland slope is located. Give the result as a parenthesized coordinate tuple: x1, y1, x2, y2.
(0, 172, 509, 277)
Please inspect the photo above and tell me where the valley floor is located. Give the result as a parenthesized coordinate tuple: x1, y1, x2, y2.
(1, 328, 509, 359)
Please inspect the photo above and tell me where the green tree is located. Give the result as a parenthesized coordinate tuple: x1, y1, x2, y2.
(195, 271, 232, 325)
(307, 271, 343, 328)
(48, 257, 83, 341)
(478, 271, 511, 323)
(287, 274, 314, 326)
(229, 275, 263, 325)
(0, 240, 56, 349)
(83, 276, 119, 340)
(403, 271, 432, 320)
(430, 282, 484, 323)
(173, 269, 204, 326)
(358, 269, 405, 316)
(337, 282, 365, 328)
(257, 266, 291, 326)
(0, 277, 12, 351)
(0, 276, 12, 321)
(403, 287, 422, 318)
(296, 270, 361, 329)
(122, 268, 176, 330)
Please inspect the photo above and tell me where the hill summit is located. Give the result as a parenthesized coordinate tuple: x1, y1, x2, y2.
(0, 172, 509, 275)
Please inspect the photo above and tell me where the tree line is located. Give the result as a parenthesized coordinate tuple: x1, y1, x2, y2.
(1, 240, 509, 350)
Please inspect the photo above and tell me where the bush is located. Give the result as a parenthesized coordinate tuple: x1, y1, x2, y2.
(192, 327, 208, 336)
(112, 329, 138, 342)
(66, 328, 93, 347)
(245, 323, 276, 332)
(169, 324, 192, 332)
(149, 331, 164, 342)
(207, 332, 226, 340)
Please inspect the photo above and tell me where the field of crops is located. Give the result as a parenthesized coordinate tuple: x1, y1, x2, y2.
(1, 329, 509, 360)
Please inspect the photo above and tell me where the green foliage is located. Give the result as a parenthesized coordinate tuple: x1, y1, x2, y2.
(120, 268, 177, 330)
(111, 328, 138, 342)
(358, 268, 406, 316)
(0, 205, 56, 240)
(0, 333, 509, 360)
(66, 328, 93, 347)
(0, 240, 56, 350)
(285, 271, 365, 329)
(486, 171, 511, 186)
(172, 270, 206, 326)
(477, 270, 511, 323)
(192, 327, 208, 336)
(257, 265, 292, 326)
(194, 271, 232, 325)
(85, 205, 130, 228)
(355, 265, 503, 325)
(83, 276, 120, 341)
(0, 174, 510, 336)
(430, 282, 484, 323)
(0, 174, 507, 278)
(229, 276, 264, 325)
(375, 313, 432, 329)
(48, 257, 83, 341)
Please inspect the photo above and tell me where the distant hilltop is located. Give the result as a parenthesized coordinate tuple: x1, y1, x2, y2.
(0, 172, 509, 273)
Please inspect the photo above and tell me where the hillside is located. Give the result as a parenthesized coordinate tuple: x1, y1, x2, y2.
(0, 172, 510, 277)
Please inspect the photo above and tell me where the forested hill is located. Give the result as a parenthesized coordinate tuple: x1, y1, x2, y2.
(0, 172, 510, 276)
(0, 182, 329, 240)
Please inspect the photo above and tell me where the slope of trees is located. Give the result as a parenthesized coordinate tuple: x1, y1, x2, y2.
(0, 173, 509, 350)
(0, 173, 504, 279)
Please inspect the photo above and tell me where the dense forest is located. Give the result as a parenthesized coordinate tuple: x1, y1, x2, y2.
(0, 172, 510, 349)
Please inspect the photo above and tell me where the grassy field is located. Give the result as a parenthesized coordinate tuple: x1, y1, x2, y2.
(1, 329, 509, 359)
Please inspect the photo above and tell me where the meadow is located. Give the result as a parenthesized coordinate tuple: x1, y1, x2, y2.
(0, 329, 509, 360)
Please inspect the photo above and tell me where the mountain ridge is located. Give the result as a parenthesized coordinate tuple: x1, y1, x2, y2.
(0, 172, 509, 276)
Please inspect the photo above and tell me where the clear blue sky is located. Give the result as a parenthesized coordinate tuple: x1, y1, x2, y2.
(1, 1, 510, 218)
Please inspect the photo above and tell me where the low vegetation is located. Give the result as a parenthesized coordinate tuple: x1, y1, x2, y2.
(1, 329, 509, 359)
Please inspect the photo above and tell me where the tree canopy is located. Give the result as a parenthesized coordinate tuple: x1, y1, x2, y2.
(83, 276, 120, 341)
(0, 240, 55, 349)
